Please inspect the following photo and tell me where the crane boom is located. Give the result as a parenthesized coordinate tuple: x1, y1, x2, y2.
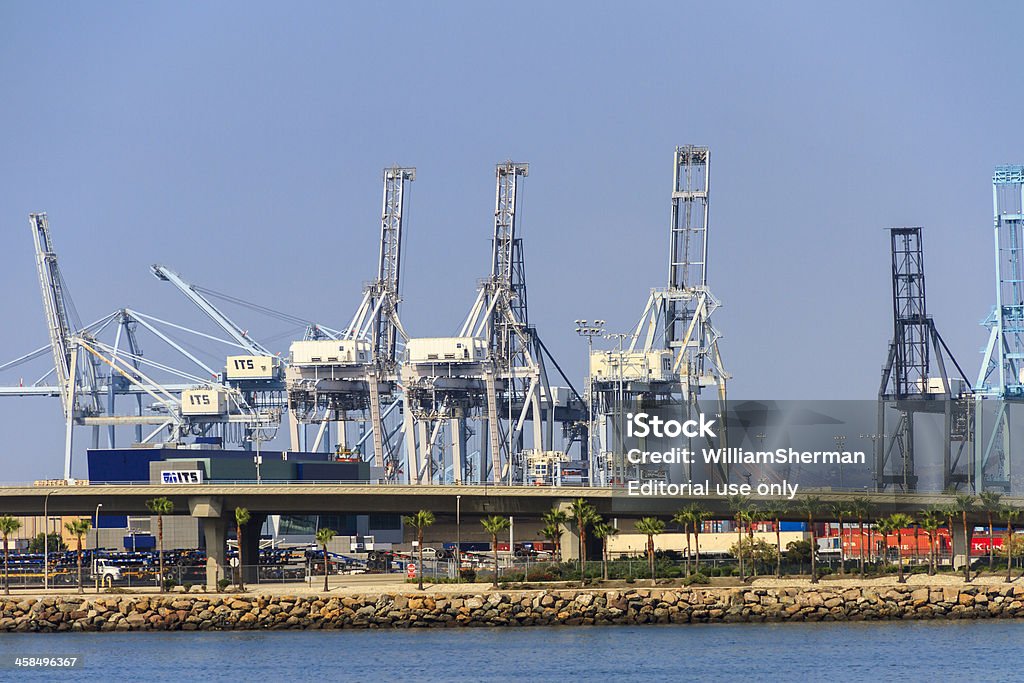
(151, 265, 272, 356)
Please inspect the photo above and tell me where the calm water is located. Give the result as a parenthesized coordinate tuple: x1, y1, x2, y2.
(0, 621, 1020, 682)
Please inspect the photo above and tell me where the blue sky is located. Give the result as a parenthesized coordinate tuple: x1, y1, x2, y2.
(1, 2, 1022, 480)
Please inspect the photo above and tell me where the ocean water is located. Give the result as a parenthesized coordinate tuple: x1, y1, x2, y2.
(0, 621, 1020, 682)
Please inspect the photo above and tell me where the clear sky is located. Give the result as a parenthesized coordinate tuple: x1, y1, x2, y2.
(2, 2, 1022, 480)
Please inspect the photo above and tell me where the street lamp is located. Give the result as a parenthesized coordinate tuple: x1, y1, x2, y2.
(574, 320, 605, 487)
(93, 503, 103, 593)
(43, 490, 55, 592)
(834, 435, 846, 489)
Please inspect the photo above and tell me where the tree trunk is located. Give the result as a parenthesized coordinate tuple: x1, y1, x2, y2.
(237, 521, 245, 591)
(962, 512, 972, 582)
(809, 515, 818, 584)
(602, 541, 608, 581)
(695, 529, 702, 576)
(323, 543, 330, 592)
(685, 525, 692, 576)
(988, 514, 995, 572)
(157, 515, 165, 593)
(492, 534, 499, 589)
(774, 520, 782, 578)
(736, 517, 744, 580)
(1007, 520, 1015, 585)
(76, 537, 83, 594)
(647, 536, 655, 581)
(417, 528, 424, 591)
(580, 526, 586, 582)
(3, 536, 8, 596)
(837, 515, 845, 576)
(858, 516, 865, 577)
(897, 529, 905, 583)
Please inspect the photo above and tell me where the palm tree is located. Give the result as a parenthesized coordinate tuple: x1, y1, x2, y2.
(0, 516, 22, 595)
(980, 491, 1003, 572)
(671, 508, 693, 575)
(728, 495, 751, 580)
(675, 503, 710, 575)
(315, 527, 336, 592)
(63, 518, 91, 594)
(954, 494, 976, 582)
(794, 496, 823, 583)
(919, 508, 942, 576)
(145, 497, 174, 592)
(541, 522, 561, 559)
(1002, 505, 1021, 583)
(541, 507, 570, 561)
(830, 503, 850, 576)
(480, 516, 511, 588)
(689, 504, 710, 575)
(941, 504, 957, 573)
(848, 497, 872, 576)
(234, 507, 251, 590)
(887, 513, 914, 583)
(739, 507, 763, 578)
(761, 501, 787, 578)
(569, 498, 599, 581)
(402, 509, 435, 591)
(635, 517, 665, 581)
(875, 516, 893, 574)
(592, 521, 619, 581)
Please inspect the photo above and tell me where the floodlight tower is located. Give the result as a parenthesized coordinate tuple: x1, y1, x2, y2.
(876, 227, 972, 492)
(975, 165, 1024, 492)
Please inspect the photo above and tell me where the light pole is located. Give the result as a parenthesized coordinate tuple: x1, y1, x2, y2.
(605, 332, 629, 485)
(93, 503, 103, 593)
(43, 490, 54, 592)
(252, 418, 264, 484)
(575, 320, 605, 487)
(834, 435, 846, 490)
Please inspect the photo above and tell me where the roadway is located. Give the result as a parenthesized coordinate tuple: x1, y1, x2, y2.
(0, 483, 1014, 524)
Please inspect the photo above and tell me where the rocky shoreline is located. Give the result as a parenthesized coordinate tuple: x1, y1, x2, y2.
(4, 584, 1024, 631)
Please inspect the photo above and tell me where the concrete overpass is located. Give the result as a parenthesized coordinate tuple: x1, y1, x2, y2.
(1, 483, 1015, 589)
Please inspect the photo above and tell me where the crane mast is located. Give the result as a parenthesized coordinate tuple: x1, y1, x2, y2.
(372, 167, 415, 368)
(30, 213, 75, 414)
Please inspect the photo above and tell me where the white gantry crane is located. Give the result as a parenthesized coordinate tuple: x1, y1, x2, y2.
(589, 146, 729, 486)
(286, 167, 415, 476)
(402, 162, 574, 485)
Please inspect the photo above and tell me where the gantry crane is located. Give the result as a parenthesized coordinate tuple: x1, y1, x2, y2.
(876, 227, 972, 492)
(403, 162, 579, 485)
(589, 146, 729, 486)
(286, 167, 415, 475)
(974, 165, 1024, 492)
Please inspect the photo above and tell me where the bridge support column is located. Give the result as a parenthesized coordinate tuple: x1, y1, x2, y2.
(557, 501, 579, 561)
(190, 496, 226, 590)
(202, 517, 228, 590)
(240, 513, 267, 584)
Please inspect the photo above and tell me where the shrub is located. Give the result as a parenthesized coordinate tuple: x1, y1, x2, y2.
(162, 578, 178, 592)
(683, 573, 710, 586)
(217, 578, 231, 592)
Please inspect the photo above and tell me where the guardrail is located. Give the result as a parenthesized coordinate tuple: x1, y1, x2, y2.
(0, 480, 611, 488)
